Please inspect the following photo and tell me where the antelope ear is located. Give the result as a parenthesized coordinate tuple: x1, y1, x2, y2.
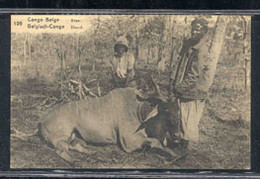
(134, 105, 158, 134)
(135, 89, 148, 99)
(143, 105, 158, 123)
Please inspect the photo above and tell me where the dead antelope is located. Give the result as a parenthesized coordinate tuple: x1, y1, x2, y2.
(38, 81, 176, 164)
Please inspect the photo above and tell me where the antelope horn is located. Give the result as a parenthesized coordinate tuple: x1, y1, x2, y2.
(148, 74, 167, 102)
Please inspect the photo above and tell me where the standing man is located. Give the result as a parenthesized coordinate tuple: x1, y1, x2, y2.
(168, 18, 211, 154)
(110, 35, 136, 88)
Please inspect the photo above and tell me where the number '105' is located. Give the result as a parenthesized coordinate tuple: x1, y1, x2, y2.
(14, 21, 23, 26)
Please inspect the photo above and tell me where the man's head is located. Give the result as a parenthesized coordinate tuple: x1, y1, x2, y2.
(114, 44, 128, 56)
(191, 18, 209, 41)
(114, 36, 128, 57)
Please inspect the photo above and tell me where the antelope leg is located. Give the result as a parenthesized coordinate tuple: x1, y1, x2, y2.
(69, 136, 97, 155)
(146, 138, 178, 158)
(55, 140, 75, 164)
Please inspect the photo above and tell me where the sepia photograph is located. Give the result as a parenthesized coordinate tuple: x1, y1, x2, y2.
(10, 14, 251, 169)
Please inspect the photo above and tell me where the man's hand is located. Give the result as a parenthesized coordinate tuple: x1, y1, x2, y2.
(125, 69, 134, 86)
(168, 93, 176, 102)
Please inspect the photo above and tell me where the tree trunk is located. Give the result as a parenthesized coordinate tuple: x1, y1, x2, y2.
(241, 16, 250, 92)
(63, 51, 67, 70)
(28, 35, 31, 63)
(76, 36, 80, 78)
(23, 33, 28, 65)
(147, 42, 151, 64)
(244, 58, 249, 90)
(78, 50, 82, 77)
(92, 17, 100, 72)
(169, 37, 176, 69)
(157, 28, 164, 64)
(60, 51, 63, 98)
(207, 16, 229, 88)
(135, 19, 140, 62)
(168, 15, 176, 70)
(135, 35, 139, 62)
(157, 19, 167, 73)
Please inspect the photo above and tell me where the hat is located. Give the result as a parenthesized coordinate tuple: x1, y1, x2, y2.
(191, 18, 209, 29)
(114, 36, 129, 49)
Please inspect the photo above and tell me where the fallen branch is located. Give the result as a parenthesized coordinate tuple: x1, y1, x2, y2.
(82, 83, 97, 98)
(87, 78, 97, 84)
(38, 97, 49, 107)
(44, 101, 57, 108)
(69, 79, 80, 86)
(23, 101, 42, 109)
(69, 79, 97, 98)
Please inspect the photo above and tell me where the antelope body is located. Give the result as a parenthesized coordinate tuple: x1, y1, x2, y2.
(39, 87, 176, 163)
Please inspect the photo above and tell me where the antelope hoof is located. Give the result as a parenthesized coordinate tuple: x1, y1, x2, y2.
(56, 150, 75, 165)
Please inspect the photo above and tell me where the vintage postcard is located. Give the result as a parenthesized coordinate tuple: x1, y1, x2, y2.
(10, 14, 251, 169)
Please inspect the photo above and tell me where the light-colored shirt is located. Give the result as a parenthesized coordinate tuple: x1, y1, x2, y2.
(111, 53, 135, 79)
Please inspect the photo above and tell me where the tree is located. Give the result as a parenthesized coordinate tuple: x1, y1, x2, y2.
(240, 16, 250, 91)
(206, 16, 229, 88)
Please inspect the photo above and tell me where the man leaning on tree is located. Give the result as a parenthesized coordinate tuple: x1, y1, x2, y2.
(168, 18, 213, 155)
